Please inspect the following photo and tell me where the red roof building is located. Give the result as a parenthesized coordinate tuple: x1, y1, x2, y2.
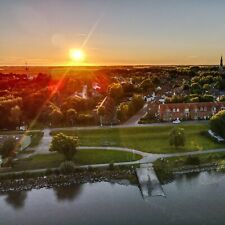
(158, 102, 225, 121)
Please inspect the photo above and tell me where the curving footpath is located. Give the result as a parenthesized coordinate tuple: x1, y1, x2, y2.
(78, 146, 225, 165)
(4, 146, 225, 177)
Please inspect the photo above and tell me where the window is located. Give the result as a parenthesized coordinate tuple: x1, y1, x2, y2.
(204, 107, 207, 112)
(184, 108, 189, 113)
(173, 108, 176, 112)
(177, 108, 179, 112)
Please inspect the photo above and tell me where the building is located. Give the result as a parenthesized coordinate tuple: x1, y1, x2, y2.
(158, 102, 225, 121)
(219, 56, 224, 74)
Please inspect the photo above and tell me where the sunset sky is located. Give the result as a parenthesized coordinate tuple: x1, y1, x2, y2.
(1, 0, 225, 66)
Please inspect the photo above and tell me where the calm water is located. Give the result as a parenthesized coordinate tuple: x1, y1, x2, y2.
(1, 171, 225, 225)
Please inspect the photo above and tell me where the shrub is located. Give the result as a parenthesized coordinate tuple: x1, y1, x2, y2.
(210, 110, 225, 138)
(59, 161, 75, 174)
(109, 163, 115, 170)
(88, 165, 93, 171)
(45, 168, 53, 175)
(169, 127, 185, 149)
(185, 156, 200, 165)
(50, 133, 78, 160)
(0, 138, 17, 158)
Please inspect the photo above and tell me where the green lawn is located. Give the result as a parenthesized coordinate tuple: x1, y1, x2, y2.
(154, 152, 225, 170)
(51, 123, 225, 153)
(12, 149, 142, 171)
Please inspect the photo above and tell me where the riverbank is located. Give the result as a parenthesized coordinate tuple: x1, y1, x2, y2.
(154, 151, 225, 183)
(0, 166, 138, 193)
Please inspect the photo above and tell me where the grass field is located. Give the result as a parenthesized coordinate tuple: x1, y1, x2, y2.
(154, 152, 225, 170)
(51, 123, 225, 153)
(12, 149, 142, 171)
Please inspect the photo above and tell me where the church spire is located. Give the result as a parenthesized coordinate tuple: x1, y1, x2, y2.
(220, 56, 223, 68)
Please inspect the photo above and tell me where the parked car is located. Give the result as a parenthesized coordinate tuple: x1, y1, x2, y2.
(172, 118, 181, 124)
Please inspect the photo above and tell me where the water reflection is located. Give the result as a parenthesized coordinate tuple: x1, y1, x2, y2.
(4, 191, 28, 210)
(53, 185, 83, 202)
(1, 172, 225, 225)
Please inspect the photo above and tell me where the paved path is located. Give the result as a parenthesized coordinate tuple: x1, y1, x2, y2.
(35, 129, 52, 154)
(48, 119, 208, 132)
(19, 142, 225, 164)
(136, 163, 166, 199)
(18, 129, 52, 159)
(123, 103, 148, 126)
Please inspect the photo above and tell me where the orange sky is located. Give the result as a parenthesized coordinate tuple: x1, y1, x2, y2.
(0, 0, 225, 66)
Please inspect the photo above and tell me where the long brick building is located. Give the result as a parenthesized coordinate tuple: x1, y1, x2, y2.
(158, 102, 225, 121)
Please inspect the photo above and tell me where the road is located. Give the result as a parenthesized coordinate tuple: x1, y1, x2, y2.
(122, 103, 148, 126)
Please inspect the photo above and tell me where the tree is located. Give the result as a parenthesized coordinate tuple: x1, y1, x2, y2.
(97, 106, 105, 126)
(169, 127, 185, 149)
(140, 79, 154, 92)
(190, 83, 201, 94)
(131, 94, 144, 112)
(200, 94, 214, 102)
(210, 110, 225, 138)
(108, 83, 124, 101)
(49, 109, 63, 126)
(117, 103, 129, 121)
(0, 138, 17, 158)
(122, 82, 134, 96)
(66, 109, 77, 126)
(49, 133, 78, 160)
(203, 83, 210, 91)
(10, 105, 22, 127)
(219, 95, 225, 102)
(152, 76, 160, 86)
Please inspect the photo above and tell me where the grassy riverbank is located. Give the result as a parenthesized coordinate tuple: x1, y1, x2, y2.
(154, 152, 225, 171)
(11, 149, 142, 171)
(51, 123, 225, 153)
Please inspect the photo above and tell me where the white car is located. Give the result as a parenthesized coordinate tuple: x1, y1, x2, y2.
(172, 119, 181, 124)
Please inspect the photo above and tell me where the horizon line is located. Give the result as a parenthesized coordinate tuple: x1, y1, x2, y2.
(0, 63, 220, 67)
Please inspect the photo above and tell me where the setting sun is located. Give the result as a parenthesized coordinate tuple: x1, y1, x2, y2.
(69, 49, 85, 63)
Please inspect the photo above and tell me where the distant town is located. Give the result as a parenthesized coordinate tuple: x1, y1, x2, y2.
(0, 57, 225, 130)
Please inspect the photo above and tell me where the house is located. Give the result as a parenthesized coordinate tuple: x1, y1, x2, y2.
(158, 102, 225, 121)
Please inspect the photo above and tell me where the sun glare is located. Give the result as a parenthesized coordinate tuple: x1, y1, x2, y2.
(69, 49, 85, 63)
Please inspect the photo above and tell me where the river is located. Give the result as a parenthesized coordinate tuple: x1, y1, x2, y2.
(1, 170, 225, 225)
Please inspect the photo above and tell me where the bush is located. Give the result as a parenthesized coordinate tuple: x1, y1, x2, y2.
(185, 156, 200, 165)
(109, 163, 115, 170)
(88, 165, 93, 171)
(59, 161, 75, 174)
(169, 127, 185, 149)
(210, 110, 225, 138)
(50, 133, 78, 160)
(45, 168, 54, 175)
(0, 138, 17, 158)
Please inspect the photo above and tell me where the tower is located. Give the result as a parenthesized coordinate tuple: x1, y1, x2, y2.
(220, 56, 223, 68)
(219, 56, 224, 74)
